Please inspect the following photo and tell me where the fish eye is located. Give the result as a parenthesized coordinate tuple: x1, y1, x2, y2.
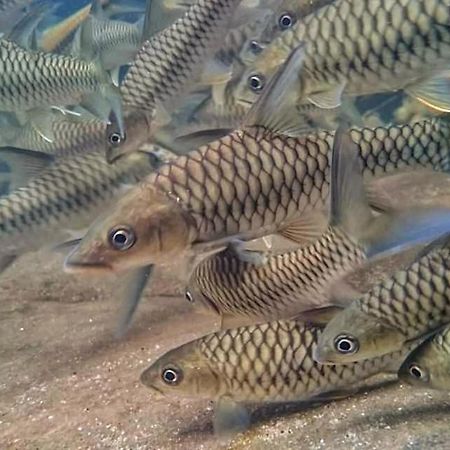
(108, 131, 125, 146)
(278, 12, 295, 30)
(247, 74, 265, 92)
(408, 364, 425, 379)
(185, 290, 194, 303)
(108, 226, 136, 251)
(147, 152, 160, 167)
(249, 40, 263, 55)
(161, 366, 183, 385)
(334, 335, 359, 354)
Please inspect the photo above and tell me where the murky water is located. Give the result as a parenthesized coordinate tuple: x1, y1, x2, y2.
(2, 1, 450, 449)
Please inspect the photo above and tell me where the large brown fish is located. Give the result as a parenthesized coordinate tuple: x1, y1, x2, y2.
(186, 125, 450, 326)
(65, 48, 450, 277)
(141, 317, 416, 434)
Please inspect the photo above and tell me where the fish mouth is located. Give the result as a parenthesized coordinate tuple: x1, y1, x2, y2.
(63, 259, 115, 275)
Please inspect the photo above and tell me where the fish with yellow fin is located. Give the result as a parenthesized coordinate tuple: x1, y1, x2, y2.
(236, 0, 450, 120)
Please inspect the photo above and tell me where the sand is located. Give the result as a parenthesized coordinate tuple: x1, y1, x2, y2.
(1, 250, 450, 450)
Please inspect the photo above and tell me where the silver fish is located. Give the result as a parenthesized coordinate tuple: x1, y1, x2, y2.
(106, 0, 246, 162)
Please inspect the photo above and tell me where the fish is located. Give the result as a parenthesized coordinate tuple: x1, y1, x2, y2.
(236, 0, 450, 119)
(140, 317, 415, 434)
(0, 144, 174, 273)
(256, 0, 336, 50)
(398, 324, 450, 391)
(64, 47, 450, 279)
(0, 111, 107, 157)
(186, 124, 450, 327)
(0, 39, 122, 137)
(106, 0, 246, 163)
(314, 232, 450, 365)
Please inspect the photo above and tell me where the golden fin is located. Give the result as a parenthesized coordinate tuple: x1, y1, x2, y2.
(277, 210, 328, 246)
(406, 74, 450, 113)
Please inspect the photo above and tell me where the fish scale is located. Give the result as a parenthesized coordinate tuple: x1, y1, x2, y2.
(247, 0, 450, 107)
(145, 320, 410, 403)
(191, 226, 366, 320)
(358, 249, 450, 337)
(0, 150, 156, 255)
(0, 40, 108, 111)
(148, 119, 450, 243)
(121, 0, 243, 111)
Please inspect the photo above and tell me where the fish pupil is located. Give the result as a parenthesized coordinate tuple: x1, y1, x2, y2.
(185, 291, 194, 302)
(334, 335, 358, 354)
(162, 367, 181, 385)
(409, 365, 423, 379)
(249, 40, 263, 54)
(279, 13, 294, 29)
(248, 74, 265, 92)
(109, 226, 136, 251)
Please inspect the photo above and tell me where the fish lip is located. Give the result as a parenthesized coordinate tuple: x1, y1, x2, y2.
(63, 259, 114, 275)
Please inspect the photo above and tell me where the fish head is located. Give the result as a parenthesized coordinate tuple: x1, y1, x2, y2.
(398, 331, 450, 391)
(106, 109, 154, 164)
(314, 304, 406, 364)
(234, 37, 298, 109)
(64, 184, 196, 274)
(140, 341, 223, 399)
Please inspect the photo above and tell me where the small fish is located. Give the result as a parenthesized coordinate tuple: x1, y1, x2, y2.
(141, 317, 414, 434)
(106, 0, 244, 162)
(0, 39, 122, 136)
(314, 232, 450, 365)
(0, 144, 172, 273)
(0, 111, 107, 157)
(237, 0, 450, 118)
(186, 125, 450, 327)
(257, 0, 336, 49)
(398, 324, 450, 391)
(64, 48, 450, 278)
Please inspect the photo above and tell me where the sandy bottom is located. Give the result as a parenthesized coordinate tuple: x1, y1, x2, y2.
(1, 249, 450, 450)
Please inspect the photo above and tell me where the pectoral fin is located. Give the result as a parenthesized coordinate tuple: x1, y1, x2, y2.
(277, 210, 328, 246)
(307, 82, 346, 109)
(115, 264, 155, 337)
(214, 396, 250, 437)
(406, 74, 450, 113)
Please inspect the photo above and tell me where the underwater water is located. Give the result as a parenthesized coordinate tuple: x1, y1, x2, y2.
(2, 0, 450, 449)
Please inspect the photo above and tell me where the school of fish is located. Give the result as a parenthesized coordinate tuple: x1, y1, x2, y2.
(4, 0, 450, 439)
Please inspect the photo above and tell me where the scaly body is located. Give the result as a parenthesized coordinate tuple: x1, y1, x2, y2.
(149, 119, 450, 244)
(141, 319, 410, 403)
(316, 234, 450, 364)
(0, 40, 111, 112)
(242, 0, 450, 111)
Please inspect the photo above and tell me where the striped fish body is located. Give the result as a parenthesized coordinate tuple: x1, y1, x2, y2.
(0, 40, 109, 112)
(80, 16, 142, 70)
(0, 150, 156, 256)
(149, 119, 450, 244)
(251, 0, 450, 105)
(190, 226, 366, 320)
(120, 0, 244, 111)
(142, 320, 408, 403)
(356, 247, 450, 341)
(6, 117, 106, 157)
(315, 235, 450, 364)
